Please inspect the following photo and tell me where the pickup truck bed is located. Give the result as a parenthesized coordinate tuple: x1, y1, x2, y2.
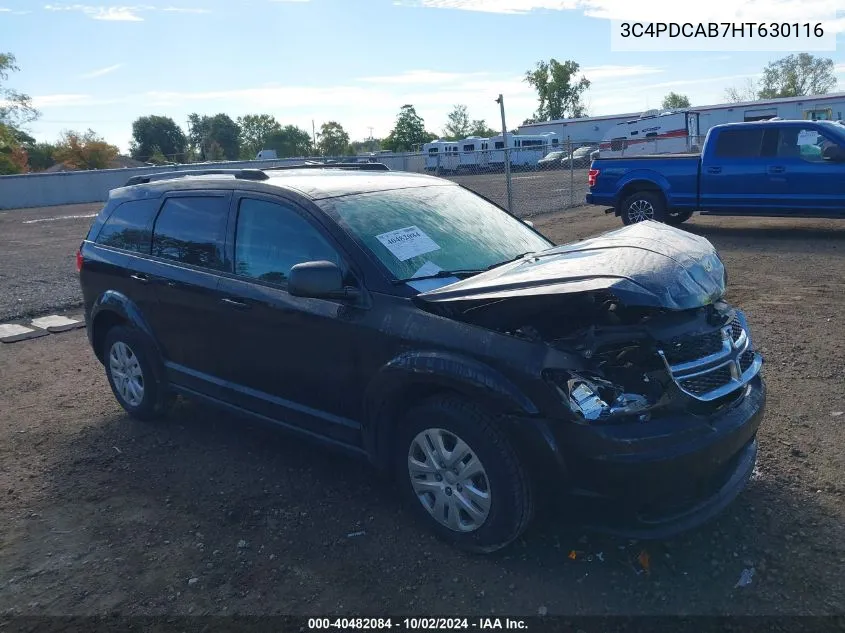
(586, 120, 845, 226)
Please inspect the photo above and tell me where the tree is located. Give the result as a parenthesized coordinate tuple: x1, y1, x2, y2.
(724, 78, 759, 103)
(758, 53, 837, 99)
(383, 105, 435, 152)
(186, 113, 241, 161)
(0, 123, 29, 174)
(0, 53, 38, 128)
(524, 59, 590, 121)
(53, 129, 119, 170)
(468, 120, 498, 137)
(662, 92, 691, 110)
(351, 138, 381, 154)
(317, 121, 350, 156)
(237, 114, 282, 159)
(443, 104, 471, 140)
(25, 142, 57, 171)
(264, 124, 313, 158)
(130, 115, 187, 163)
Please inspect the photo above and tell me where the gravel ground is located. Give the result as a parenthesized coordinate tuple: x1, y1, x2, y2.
(0, 202, 843, 617)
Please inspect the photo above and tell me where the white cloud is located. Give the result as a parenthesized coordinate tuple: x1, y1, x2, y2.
(358, 70, 492, 84)
(30, 94, 96, 107)
(80, 63, 123, 78)
(409, 0, 844, 28)
(579, 65, 664, 80)
(43, 4, 211, 21)
(0, 7, 10, 11)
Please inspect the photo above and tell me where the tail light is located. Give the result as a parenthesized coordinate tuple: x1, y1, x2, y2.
(76, 249, 83, 272)
(588, 169, 600, 188)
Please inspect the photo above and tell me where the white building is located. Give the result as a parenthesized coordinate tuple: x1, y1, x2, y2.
(518, 92, 845, 143)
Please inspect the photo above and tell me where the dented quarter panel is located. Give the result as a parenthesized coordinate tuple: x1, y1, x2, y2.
(415, 221, 726, 311)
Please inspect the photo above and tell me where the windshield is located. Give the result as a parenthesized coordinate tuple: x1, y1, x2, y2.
(573, 147, 592, 156)
(323, 184, 554, 281)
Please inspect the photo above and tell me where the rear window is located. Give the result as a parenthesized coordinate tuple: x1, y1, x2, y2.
(94, 199, 160, 253)
(151, 196, 229, 270)
(713, 129, 764, 158)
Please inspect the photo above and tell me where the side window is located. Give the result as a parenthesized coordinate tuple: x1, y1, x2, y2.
(713, 129, 764, 158)
(151, 196, 229, 270)
(95, 199, 160, 253)
(234, 198, 341, 285)
(780, 127, 832, 162)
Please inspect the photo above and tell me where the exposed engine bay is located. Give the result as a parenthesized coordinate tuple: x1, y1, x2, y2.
(422, 290, 758, 423)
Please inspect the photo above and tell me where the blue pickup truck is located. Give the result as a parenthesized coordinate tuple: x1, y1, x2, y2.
(586, 119, 845, 225)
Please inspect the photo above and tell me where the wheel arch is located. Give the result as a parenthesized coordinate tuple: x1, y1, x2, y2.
(361, 351, 539, 472)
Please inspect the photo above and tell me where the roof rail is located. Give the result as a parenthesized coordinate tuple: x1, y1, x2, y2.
(263, 162, 390, 172)
(124, 168, 270, 187)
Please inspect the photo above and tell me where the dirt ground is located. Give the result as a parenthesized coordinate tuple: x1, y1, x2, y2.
(0, 203, 843, 617)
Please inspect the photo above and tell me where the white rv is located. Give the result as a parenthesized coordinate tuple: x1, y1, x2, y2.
(459, 136, 491, 170)
(597, 110, 701, 158)
(488, 132, 559, 169)
(423, 140, 461, 172)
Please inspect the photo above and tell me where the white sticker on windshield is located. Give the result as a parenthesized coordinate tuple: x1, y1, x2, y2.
(375, 225, 440, 262)
(797, 130, 819, 146)
(411, 260, 442, 278)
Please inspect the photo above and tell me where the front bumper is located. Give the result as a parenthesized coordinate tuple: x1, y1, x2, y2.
(503, 375, 766, 539)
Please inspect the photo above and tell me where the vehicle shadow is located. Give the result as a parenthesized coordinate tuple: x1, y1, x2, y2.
(684, 219, 845, 249)
(30, 397, 843, 616)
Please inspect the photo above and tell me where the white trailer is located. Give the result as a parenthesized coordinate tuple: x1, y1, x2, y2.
(423, 140, 461, 172)
(692, 92, 845, 135)
(518, 113, 642, 143)
(488, 133, 559, 169)
(597, 110, 702, 158)
(459, 136, 491, 170)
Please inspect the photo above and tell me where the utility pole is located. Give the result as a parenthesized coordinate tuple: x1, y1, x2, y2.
(312, 120, 317, 156)
(496, 94, 514, 215)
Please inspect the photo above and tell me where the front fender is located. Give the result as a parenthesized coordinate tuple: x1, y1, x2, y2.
(361, 350, 539, 467)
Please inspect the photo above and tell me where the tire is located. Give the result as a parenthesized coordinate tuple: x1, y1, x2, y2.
(103, 325, 172, 421)
(620, 191, 666, 225)
(666, 210, 693, 225)
(395, 394, 534, 553)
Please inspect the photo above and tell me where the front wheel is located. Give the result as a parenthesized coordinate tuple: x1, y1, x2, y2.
(395, 395, 534, 553)
(620, 191, 666, 225)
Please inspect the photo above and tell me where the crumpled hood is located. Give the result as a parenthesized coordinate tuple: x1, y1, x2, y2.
(415, 220, 726, 310)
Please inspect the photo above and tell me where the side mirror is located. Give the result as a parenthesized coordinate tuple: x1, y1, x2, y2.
(822, 144, 845, 161)
(523, 220, 534, 227)
(289, 261, 359, 300)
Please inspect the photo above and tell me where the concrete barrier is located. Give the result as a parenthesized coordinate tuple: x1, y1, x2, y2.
(0, 154, 427, 210)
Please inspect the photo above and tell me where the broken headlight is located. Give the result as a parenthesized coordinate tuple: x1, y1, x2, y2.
(545, 370, 655, 424)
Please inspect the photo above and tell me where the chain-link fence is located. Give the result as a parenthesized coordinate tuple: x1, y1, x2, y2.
(302, 141, 597, 219)
(265, 135, 703, 219)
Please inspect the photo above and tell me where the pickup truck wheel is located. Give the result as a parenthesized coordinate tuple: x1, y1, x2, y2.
(621, 191, 665, 225)
(395, 395, 534, 553)
(666, 210, 693, 225)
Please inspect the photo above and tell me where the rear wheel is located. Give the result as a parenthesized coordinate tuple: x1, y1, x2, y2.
(395, 395, 534, 553)
(621, 191, 666, 225)
(103, 325, 172, 421)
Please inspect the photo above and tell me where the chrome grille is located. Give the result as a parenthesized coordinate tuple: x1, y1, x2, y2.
(658, 311, 762, 402)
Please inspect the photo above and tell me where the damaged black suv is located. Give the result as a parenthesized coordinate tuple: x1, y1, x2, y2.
(78, 164, 766, 553)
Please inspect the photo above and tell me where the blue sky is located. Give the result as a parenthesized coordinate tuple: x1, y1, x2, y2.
(2, 0, 845, 153)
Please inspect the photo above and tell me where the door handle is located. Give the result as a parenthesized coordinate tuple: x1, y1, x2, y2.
(707, 166, 722, 174)
(768, 166, 786, 174)
(129, 273, 149, 284)
(220, 297, 250, 309)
